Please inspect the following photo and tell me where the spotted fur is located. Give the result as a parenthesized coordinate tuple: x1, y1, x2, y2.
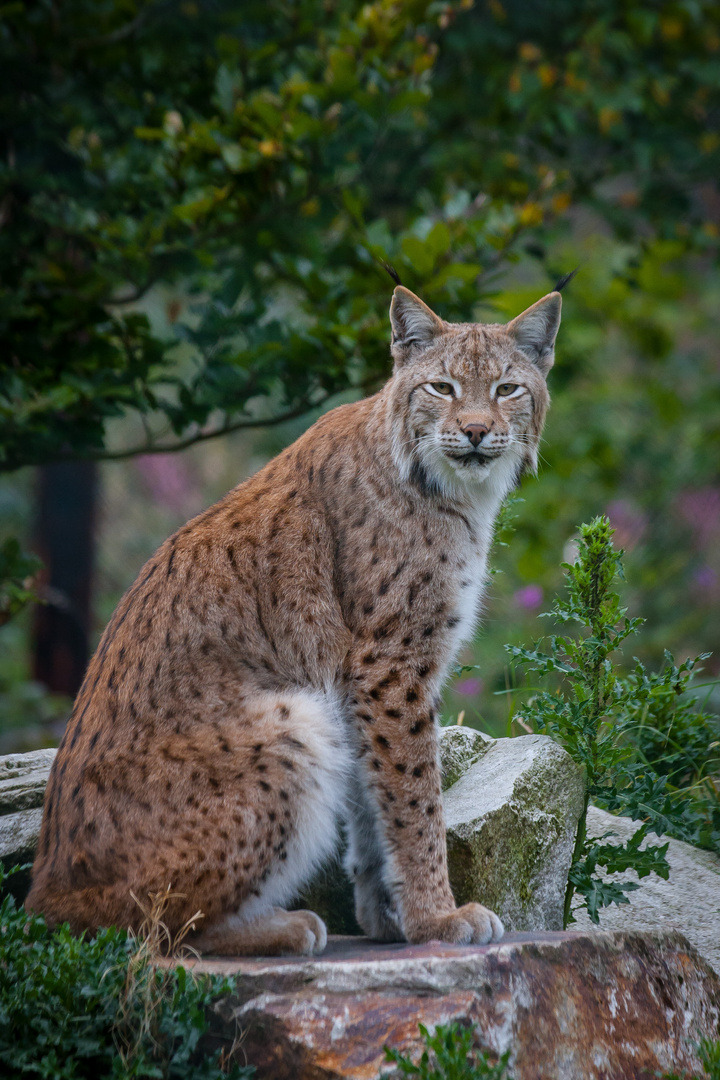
(26, 287, 561, 955)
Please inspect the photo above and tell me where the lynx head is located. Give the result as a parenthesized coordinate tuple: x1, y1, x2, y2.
(386, 286, 561, 500)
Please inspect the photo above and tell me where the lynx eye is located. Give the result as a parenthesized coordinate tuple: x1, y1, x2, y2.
(496, 383, 519, 397)
(425, 381, 454, 398)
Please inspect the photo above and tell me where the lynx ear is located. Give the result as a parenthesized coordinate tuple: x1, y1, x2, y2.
(390, 286, 444, 365)
(506, 292, 562, 377)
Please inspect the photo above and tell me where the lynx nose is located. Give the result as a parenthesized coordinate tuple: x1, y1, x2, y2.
(462, 423, 489, 447)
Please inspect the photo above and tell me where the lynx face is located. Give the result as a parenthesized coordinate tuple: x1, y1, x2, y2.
(387, 287, 560, 498)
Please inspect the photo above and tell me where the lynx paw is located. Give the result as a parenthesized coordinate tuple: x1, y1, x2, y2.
(192, 906, 327, 957)
(288, 909, 328, 955)
(410, 903, 504, 946)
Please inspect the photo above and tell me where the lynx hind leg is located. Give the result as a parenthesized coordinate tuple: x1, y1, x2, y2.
(30, 689, 348, 957)
(191, 689, 350, 956)
(192, 906, 327, 957)
(343, 773, 403, 942)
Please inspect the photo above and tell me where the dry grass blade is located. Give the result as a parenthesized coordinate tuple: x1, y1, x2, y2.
(112, 885, 206, 1068)
(130, 884, 205, 961)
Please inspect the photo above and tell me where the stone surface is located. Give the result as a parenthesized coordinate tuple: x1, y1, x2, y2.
(189, 930, 720, 1080)
(444, 732, 585, 930)
(438, 724, 492, 791)
(0, 749, 55, 900)
(0, 807, 45, 902)
(574, 805, 720, 974)
(0, 805, 44, 862)
(0, 749, 56, 814)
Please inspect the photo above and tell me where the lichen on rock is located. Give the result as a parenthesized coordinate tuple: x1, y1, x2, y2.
(442, 730, 585, 931)
(438, 724, 492, 791)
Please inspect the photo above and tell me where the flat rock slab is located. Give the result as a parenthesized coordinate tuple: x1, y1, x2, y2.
(574, 806, 720, 975)
(186, 930, 720, 1080)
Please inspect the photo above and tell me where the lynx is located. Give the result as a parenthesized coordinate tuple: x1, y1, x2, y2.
(27, 285, 561, 956)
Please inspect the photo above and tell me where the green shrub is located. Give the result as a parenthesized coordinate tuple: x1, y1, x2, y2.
(382, 1022, 512, 1080)
(507, 516, 719, 926)
(663, 1038, 720, 1080)
(698, 1039, 720, 1080)
(0, 538, 41, 628)
(0, 866, 252, 1079)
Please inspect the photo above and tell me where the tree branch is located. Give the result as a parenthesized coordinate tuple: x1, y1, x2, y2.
(108, 274, 162, 306)
(58, 381, 379, 464)
(79, 403, 323, 462)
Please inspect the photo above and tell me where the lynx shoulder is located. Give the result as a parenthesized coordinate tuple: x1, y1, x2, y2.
(27, 286, 561, 955)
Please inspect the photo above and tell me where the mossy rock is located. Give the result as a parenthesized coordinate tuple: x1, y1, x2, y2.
(438, 724, 492, 791)
(444, 734, 584, 931)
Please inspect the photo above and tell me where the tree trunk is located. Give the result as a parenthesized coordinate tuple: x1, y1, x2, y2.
(32, 461, 97, 697)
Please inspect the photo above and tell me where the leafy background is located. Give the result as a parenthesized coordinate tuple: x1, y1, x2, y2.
(1, 0, 719, 769)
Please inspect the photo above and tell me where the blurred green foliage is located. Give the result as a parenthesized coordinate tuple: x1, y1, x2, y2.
(0, 538, 41, 627)
(663, 1037, 720, 1080)
(2, 0, 720, 471)
(1, 0, 719, 759)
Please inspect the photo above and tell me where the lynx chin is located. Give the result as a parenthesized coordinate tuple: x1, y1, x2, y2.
(27, 286, 561, 956)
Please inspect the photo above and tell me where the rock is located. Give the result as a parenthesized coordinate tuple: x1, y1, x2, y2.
(573, 805, 720, 974)
(0, 805, 45, 864)
(0, 749, 56, 813)
(438, 724, 492, 791)
(0, 749, 55, 901)
(189, 930, 720, 1080)
(444, 732, 585, 931)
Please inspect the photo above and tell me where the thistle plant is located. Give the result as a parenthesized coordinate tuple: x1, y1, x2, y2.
(507, 516, 719, 927)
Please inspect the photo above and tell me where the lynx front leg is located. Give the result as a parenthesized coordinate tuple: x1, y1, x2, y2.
(348, 656, 503, 946)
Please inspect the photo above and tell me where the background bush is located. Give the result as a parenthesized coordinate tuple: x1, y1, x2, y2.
(0, 0, 719, 767)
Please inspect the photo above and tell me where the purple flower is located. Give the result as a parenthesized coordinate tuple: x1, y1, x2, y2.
(693, 565, 718, 591)
(455, 677, 483, 696)
(514, 585, 544, 611)
(606, 500, 647, 551)
(135, 454, 196, 513)
(679, 488, 720, 550)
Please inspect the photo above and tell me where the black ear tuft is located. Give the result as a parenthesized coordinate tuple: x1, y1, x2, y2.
(380, 261, 403, 287)
(553, 268, 579, 293)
